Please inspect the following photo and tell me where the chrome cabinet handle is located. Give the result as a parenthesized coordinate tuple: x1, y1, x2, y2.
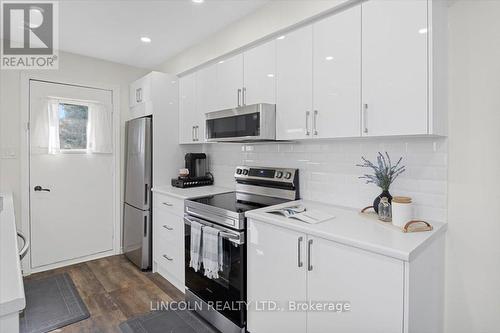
(305, 111, 311, 136)
(17, 231, 29, 260)
(163, 225, 173, 231)
(242, 87, 246, 106)
(307, 239, 313, 271)
(162, 254, 173, 261)
(192, 126, 195, 141)
(162, 202, 173, 206)
(237, 89, 242, 107)
(313, 110, 318, 136)
(297, 236, 303, 268)
(363, 103, 368, 134)
(195, 126, 199, 141)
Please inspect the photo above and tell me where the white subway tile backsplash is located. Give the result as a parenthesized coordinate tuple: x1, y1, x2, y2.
(203, 137, 448, 222)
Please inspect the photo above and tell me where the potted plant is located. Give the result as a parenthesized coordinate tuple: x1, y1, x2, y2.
(357, 152, 406, 213)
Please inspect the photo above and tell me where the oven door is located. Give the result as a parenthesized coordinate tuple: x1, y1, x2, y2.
(205, 103, 275, 142)
(184, 215, 246, 327)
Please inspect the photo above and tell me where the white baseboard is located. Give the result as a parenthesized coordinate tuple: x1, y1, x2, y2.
(25, 249, 117, 276)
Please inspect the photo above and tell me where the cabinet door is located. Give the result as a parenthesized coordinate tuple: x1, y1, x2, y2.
(306, 237, 404, 333)
(179, 72, 197, 143)
(313, 5, 361, 138)
(244, 40, 276, 105)
(276, 26, 313, 140)
(196, 64, 218, 142)
(216, 53, 244, 110)
(362, 0, 428, 136)
(247, 219, 307, 333)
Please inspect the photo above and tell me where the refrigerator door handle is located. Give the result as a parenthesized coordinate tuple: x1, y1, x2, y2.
(144, 183, 149, 205)
(143, 215, 148, 237)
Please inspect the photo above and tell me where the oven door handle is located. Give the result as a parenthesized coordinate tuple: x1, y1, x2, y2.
(184, 216, 244, 245)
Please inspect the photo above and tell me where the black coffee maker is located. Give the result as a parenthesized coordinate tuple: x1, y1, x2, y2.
(171, 153, 214, 188)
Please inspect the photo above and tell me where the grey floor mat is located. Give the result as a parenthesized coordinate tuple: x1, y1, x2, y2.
(20, 273, 90, 333)
(119, 310, 219, 333)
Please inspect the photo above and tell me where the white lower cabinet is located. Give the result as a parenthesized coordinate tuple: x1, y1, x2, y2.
(152, 193, 185, 292)
(247, 218, 443, 333)
(306, 237, 403, 333)
(247, 220, 307, 333)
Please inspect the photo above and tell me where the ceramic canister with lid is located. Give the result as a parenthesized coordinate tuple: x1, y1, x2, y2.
(391, 196, 413, 228)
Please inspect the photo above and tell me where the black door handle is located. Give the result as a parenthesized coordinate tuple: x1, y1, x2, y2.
(34, 186, 50, 192)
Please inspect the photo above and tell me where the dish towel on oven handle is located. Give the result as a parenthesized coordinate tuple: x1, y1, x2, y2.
(202, 226, 221, 279)
(189, 221, 203, 272)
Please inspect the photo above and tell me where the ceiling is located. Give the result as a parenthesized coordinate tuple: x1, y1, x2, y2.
(57, 0, 267, 69)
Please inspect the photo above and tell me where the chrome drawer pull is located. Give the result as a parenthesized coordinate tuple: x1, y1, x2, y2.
(297, 236, 303, 268)
(162, 225, 173, 231)
(307, 239, 313, 271)
(162, 202, 173, 206)
(162, 254, 173, 261)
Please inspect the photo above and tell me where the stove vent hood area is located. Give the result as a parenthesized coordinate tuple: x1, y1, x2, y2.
(205, 103, 277, 143)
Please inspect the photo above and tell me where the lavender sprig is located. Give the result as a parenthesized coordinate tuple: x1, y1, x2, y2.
(356, 152, 406, 191)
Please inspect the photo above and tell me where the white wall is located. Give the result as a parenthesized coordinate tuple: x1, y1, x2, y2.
(157, 0, 348, 74)
(0, 51, 148, 228)
(446, 1, 500, 332)
(204, 138, 448, 222)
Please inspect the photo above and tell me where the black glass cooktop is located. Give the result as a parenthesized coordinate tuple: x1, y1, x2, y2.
(190, 191, 290, 214)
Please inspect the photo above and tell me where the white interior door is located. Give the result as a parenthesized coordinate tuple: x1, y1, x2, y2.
(29, 80, 115, 269)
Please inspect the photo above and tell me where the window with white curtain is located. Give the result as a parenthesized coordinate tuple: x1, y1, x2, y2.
(31, 97, 113, 154)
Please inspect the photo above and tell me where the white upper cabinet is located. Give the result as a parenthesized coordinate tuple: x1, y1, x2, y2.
(313, 5, 361, 138)
(362, 0, 428, 136)
(195, 64, 217, 142)
(243, 40, 277, 105)
(216, 53, 244, 110)
(179, 72, 198, 144)
(276, 26, 314, 140)
(177, 0, 447, 144)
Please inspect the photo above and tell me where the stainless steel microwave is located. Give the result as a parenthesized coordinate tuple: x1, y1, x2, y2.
(205, 103, 276, 142)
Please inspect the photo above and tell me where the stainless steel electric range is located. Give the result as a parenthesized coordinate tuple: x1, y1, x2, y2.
(184, 166, 300, 333)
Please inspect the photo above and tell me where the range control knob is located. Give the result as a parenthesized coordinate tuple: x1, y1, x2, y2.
(236, 168, 242, 175)
(243, 169, 249, 175)
(284, 172, 292, 179)
(276, 171, 283, 178)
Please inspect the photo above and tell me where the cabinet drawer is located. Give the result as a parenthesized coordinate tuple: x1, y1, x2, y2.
(155, 230, 184, 283)
(154, 208, 184, 244)
(153, 193, 184, 217)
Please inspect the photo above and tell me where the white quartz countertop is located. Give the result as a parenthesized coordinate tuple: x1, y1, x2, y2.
(245, 200, 447, 262)
(0, 193, 26, 316)
(152, 185, 233, 200)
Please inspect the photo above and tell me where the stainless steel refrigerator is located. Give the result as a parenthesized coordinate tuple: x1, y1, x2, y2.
(123, 116, 152, 270)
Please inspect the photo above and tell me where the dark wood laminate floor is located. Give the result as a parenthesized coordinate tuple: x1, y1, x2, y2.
(24, 255, 184, 333)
